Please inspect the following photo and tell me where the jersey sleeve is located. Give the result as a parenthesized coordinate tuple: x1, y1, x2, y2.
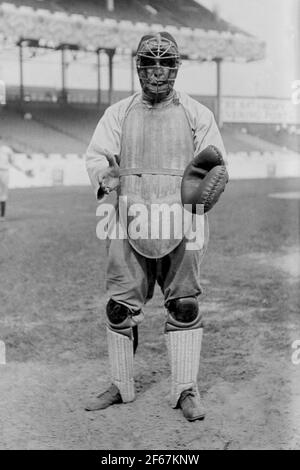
(85, 103, 124, 199)
(195, 109, 227, 165)
(179, 92, 228, 165)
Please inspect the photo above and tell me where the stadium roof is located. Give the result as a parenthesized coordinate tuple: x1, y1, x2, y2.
(0, 0, 265, 61)
(0, 0, 250, 33)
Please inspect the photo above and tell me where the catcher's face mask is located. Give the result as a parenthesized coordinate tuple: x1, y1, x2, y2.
(136, 32, 181, 102)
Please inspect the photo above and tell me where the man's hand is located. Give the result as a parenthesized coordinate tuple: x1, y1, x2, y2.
(98, 152, 120, 199)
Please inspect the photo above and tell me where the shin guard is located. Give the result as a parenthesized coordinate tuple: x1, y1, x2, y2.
(165, 328, 203, 407)
(106, 326, 135, 403)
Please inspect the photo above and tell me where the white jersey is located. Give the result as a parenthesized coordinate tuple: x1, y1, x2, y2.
(85, 91, 227, 257)
(85, 90, 227, 199)
(0, 145, 12, 171)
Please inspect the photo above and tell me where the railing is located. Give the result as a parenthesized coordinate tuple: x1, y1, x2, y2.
(8, 150, 300, 190)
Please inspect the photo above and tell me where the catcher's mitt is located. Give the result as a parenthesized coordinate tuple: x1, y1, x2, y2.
(181, 145, 229, 213)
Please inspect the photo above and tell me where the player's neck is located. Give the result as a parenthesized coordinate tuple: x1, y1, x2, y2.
(142, 89, 176, 107)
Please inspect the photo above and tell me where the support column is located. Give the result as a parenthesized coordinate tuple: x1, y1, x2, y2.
(130, 51, 135, 95)
(107, 49, 115, 105)
(61, 46, 67, 103)
(19, 42, 24, 103)
(215, 58, 223, 128)
(96, 49, 101, 106)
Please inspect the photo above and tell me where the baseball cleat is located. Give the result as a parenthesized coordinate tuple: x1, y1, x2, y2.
(178, 388, 205, 422)
(85, 383, 122, 411)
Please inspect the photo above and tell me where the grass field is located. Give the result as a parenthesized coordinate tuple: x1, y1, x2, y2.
(0, 178, 299, 450)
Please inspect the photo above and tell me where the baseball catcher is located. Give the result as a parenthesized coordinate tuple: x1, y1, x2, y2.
(0, 143, 33, 221)
(85, 32, 228, 421)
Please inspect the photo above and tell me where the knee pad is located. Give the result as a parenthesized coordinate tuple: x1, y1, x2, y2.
(165, 297, 203, 332)
(106, 299, 133, 326)
(106, 298, 143, 351)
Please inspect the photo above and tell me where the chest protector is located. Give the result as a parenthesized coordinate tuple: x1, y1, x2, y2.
(118, 99, 194, 258)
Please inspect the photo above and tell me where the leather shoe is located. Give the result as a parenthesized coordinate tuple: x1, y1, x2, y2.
(85, 384, 122, 411)
(178, 388, 205, 421)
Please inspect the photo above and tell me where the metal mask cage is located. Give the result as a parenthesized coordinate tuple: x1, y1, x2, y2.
(136, 36, 180, 70)
(137, 55, 179, 69)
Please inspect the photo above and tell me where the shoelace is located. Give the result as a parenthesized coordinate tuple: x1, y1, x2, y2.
(180, 388, 196, 400)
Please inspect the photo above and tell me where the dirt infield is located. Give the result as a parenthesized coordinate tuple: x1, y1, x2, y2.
(0, 179, 299, 450)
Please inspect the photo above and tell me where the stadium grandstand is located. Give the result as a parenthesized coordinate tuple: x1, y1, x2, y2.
(0, 0, 259, 35)
(3, 98, 299, 156)
(0, 0, 299, 186)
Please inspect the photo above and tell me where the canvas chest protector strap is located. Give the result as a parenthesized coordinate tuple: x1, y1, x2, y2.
(119, 168, 184, 177)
